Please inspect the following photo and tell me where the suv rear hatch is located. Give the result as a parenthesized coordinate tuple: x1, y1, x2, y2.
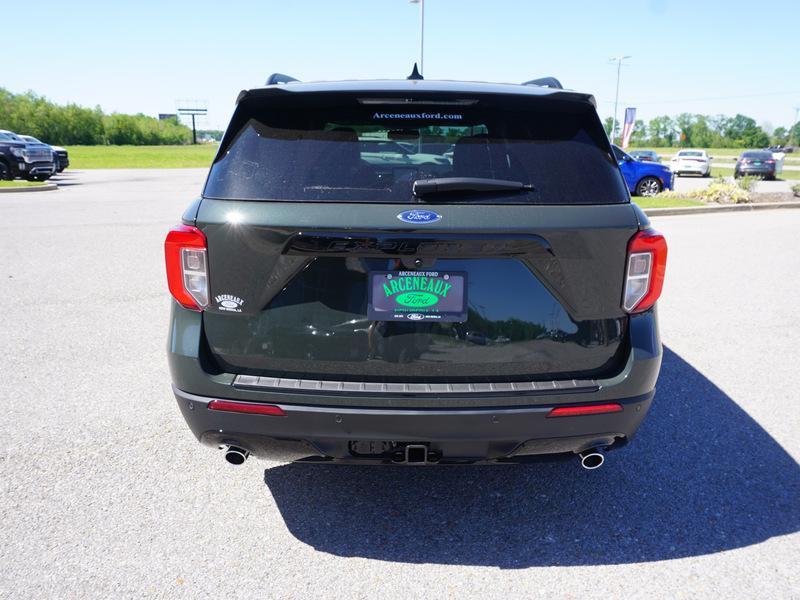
(195, 85, 637, 383)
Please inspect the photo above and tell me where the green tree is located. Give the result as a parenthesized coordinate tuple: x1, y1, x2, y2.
(603, 117, 618, 140)
(647, 116, 675, 146)
(723, 114, 769, 148)
(629, 119, 647, 145)
(0, 87, 191, 145)
(674, 113, 695, 146)
(743, 128, 769, 148)
(789, 122, 800, 147)
(688, 115, 722, 147)
(772, 127, 789, 146)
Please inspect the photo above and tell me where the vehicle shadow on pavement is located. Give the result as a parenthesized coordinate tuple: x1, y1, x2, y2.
(263, 346, 800, 567)
(49, 172, 82, 187)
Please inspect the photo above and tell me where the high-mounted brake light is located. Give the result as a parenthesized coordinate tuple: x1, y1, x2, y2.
(208, 400, 286, 416)
(623, 228, 667, 313)
(547, 403, 623, 417)
(165, 225, 209, 310)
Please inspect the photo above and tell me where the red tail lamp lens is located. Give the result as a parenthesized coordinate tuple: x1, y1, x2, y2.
(165, 225, 208, 311)
(547, 403, 623, 418)
(623, 228, 667, 313)
(208, 400, 286, 416)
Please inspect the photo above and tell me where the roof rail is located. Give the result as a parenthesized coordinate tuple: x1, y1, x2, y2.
(266, 73, 299, 86)
(522, 77, 563, 89)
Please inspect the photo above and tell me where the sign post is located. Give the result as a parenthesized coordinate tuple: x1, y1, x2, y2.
(177, 107, 207, 144)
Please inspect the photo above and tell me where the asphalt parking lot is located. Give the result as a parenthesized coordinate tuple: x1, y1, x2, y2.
(1, 169, 798, 598)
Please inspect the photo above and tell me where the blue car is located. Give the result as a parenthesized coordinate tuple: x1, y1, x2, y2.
(613, 145, 673, 196)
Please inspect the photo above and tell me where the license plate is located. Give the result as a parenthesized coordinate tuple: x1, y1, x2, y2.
(368, 270, 467, 322)
(753, 161, 762, 166)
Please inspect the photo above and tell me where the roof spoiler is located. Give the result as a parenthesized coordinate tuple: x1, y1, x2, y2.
(265, 73, 299, 85)
(264, 72, 562, 89)
(522, 77, 563, 89)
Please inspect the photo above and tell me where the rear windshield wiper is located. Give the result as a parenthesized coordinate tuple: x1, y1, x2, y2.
(412, 177, 534, 198)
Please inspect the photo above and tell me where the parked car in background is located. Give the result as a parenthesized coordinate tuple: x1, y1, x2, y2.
(734, 150, 777, 180)
(54, 147, 70, 172)
(612, 145, 673, 196)
(19, 135, 69, 172)
(670, 149, 712, 177)
(629, 149, 661, 162)
(0, 132, 27, 180)
(766, 145, 793, 153)
(0, 130, 55, 181)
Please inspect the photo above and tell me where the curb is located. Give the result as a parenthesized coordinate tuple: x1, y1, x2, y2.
(0, 183, 58, 194)
(644, 200, 800, 217)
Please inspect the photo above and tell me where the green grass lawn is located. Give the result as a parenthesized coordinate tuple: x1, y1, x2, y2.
(0, 180, 46, 188)
(633, 196, 703, 209)
(65, 144, 218, 169)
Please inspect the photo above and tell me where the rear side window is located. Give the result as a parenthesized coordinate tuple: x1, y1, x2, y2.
(204, 93, 628, 205)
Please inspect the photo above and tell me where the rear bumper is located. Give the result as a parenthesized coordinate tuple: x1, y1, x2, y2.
(168, 303, 662, 463)
(672, 164, 709, 174)
(174, 386, 653, 463)
(736, 166, 775, 176)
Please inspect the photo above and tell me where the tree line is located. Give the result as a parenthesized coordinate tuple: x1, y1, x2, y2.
(0, 88, 192, 145)
(605, 113, 800, 148)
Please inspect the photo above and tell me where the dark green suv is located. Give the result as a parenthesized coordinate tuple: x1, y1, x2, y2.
(166, 72, 667, 469)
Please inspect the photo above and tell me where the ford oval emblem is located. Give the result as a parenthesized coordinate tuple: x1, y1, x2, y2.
(397, 209, 442, 224)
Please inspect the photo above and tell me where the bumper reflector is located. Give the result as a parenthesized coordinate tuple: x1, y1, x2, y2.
(208, 400, 286, 416)
(547, 403, 623, 418)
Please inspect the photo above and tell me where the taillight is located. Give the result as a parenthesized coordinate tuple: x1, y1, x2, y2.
(208, 400, 286, 416)
(165, 225, 209, 310)
(547, 403, 623, 417)
(623, 228, 667, 313)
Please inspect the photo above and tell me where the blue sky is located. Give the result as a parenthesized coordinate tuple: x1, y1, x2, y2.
(5, 0, 799, 132)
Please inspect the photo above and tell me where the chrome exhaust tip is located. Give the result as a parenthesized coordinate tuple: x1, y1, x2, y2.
(579, 449, 605, 470)
(224, 446, 250, 465)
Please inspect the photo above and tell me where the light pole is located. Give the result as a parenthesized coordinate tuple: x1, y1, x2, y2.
(410, 0, 425, 75)
(792, 106, 800, 147)
(609, 55, 631, 145)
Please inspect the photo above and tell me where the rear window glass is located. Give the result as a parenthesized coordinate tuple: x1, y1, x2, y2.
(204, 94, 627, 205)
(677, 151, 703, 157)
(741, 151, 772, 159)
